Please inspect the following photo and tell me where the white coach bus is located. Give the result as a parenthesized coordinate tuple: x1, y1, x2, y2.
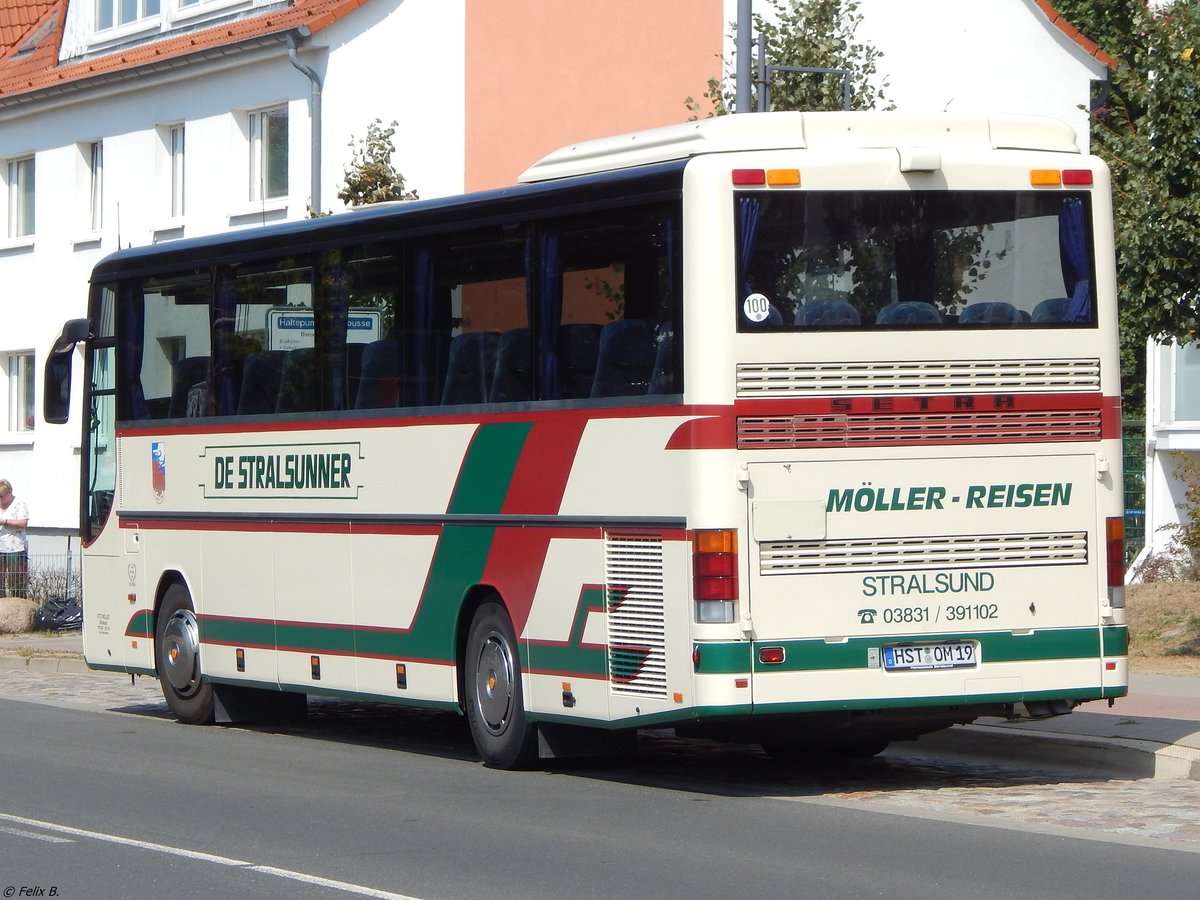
(45, 112, 1127, 767)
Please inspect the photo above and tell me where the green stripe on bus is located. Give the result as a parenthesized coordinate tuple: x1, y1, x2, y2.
(1102, 624, 1129, 656)
(448, 421, 533, 515)
(526, 586, 608, 677)
(125, 610, 154, 638)
(693, 641, 754, 674)
(200, 617, 275, 648)
(695, 627, 1110, 675)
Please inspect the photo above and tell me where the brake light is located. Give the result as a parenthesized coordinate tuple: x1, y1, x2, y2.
(1106, 516, 1126, 609)
(732, 169, 766, 185)
(694, 529, 738, 623)
(1062, 169, 1093, 185)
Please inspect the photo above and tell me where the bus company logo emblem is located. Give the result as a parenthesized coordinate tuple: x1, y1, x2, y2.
(127, 564, 136, 587)
(151, 442, 166, 503)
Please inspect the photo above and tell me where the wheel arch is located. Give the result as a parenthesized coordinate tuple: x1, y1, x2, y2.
(454, 582, 509, 713)
(151, 569, 190, 675)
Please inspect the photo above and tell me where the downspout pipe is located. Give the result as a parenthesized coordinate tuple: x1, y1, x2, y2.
(286, 28, 323, 213)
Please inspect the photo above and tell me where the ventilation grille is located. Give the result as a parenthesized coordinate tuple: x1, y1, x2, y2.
(759, 532, 1088, 575)
(736, 359, 1102, 398)
(605, 534, 668, 698)
(737, 409, 1102, 449)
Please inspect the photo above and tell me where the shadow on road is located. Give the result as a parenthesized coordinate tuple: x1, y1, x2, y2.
(111, 693, 1113, 799)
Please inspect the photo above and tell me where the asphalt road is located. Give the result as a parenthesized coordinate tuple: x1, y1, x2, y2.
(1, 687, 1198, 900)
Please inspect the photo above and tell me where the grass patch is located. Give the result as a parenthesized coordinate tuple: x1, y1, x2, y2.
(1127, 582, 1200, 675)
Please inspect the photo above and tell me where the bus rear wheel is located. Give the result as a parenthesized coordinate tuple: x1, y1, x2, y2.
(155, 583, 215, 725)
(464, 600, 536, 769)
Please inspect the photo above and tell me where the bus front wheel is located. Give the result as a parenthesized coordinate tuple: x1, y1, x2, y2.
(155, 583, 215, 725)
(464, 601, 536, 769)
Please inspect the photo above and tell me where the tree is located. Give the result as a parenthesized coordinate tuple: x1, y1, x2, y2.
(338, 119, 419, 207)
(688, 0, 889, 117)
(1054, 0, 1200, 411)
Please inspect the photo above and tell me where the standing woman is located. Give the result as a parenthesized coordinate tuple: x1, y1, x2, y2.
(0, 479, 29, 597)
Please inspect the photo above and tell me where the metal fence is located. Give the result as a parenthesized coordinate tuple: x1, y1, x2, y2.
(1123, 419, 1146, 567)
(7, 553, 82, 604)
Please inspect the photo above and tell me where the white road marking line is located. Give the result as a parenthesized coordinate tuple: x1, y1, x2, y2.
(0, 813, 422, 899)
(0, 825, 74, 843)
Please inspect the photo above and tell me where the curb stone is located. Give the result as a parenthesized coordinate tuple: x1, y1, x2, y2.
(0, 654, 91, 675)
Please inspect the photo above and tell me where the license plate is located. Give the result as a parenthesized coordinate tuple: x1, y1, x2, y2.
(883, 641, 977, 671)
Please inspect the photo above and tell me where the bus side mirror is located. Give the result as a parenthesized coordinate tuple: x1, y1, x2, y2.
(44, 318, 91, 425)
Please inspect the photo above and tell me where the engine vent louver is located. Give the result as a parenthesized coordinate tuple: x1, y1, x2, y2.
(605, 533, 668, 698)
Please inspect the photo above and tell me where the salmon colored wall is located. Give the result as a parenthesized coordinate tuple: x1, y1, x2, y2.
(465, 0, 725, 191)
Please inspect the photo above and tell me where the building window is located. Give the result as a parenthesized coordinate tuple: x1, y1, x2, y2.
(96, 0, 161, 31)
(249, 106, 288, 202)
(6, 156, 34, 238)
(88, 141, 104, 232)
(169, 125, 185, 218)
(1174, 343, 1200, 422)
(5, 352, 35, 432)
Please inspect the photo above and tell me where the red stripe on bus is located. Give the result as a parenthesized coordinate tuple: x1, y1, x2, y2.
(502, 417, 589, 515)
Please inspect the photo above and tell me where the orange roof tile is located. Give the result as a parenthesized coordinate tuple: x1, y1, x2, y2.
(1035, 0, 1119, 71)
(0, 0, 370, 101)
(0, 0, 56, 52)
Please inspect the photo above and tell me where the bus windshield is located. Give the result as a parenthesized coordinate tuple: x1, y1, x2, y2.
(735, 191, 1095, 331)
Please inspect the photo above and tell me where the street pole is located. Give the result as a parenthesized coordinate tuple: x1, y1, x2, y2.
(736, 0, 753, 113)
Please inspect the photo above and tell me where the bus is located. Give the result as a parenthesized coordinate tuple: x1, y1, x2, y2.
(44, 112, 1127, 768)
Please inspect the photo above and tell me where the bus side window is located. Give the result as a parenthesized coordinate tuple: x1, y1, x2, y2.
(552, 202, 681, 400)
(135, 271, 213, 420)
(416, 227, 529, 407)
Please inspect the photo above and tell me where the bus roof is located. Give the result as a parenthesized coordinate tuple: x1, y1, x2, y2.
(519, 111, 1081, 183)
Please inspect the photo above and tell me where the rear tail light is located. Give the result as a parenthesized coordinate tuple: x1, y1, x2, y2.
(1106, 516, 1125, 608)
(694, 529, 738, 623)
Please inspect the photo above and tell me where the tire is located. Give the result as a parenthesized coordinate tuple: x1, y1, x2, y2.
(155, 583, 215, 725)
(463, 600, 536, 769)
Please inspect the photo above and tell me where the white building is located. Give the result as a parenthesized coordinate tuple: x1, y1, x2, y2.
(0, 0, 727, 555)
(0, 0, 1115, 557)
(1139, 342, 1198, 570)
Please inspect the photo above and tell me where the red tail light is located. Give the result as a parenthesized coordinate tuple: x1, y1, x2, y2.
(1105, 517, 1125, 588)
(694, 529, 738, 623)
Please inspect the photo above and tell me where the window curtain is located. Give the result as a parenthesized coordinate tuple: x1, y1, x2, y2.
(1060, 197, 1092, 324)
(413, 248, 435, 406)
(213, 270, 238, 415)
(117, 282, 149, 420)
(535, 228, 562, 399)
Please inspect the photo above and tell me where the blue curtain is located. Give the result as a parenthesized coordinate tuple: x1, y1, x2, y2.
(536, 229, 562, 398)
(117, 283, 149, 420)
(413, 248, 435, 406)
(213, 270, 237, 415)
(1059, 197, 1092, 324)
(738, 196, 761, 297)
(324, 261, 348, 410)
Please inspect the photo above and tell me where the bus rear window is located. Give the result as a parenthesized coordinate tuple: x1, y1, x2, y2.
(735, 191, 1096, 331)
